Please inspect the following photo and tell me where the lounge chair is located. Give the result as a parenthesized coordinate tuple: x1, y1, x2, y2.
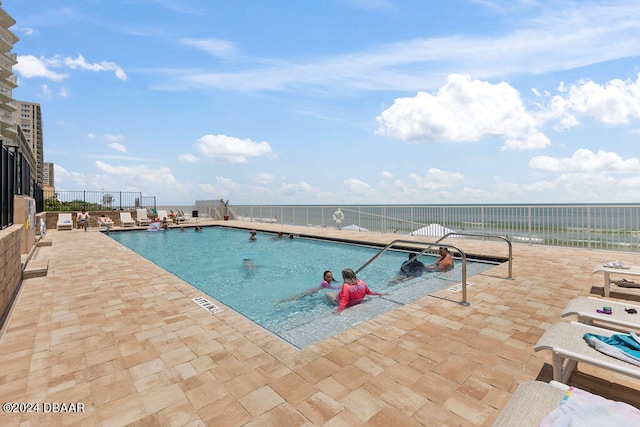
(175, 209, 187, 224)
(56, 213, 73, 231)
(562, 296, 640, 331)
(135, 209, 152, 226)
(119, 212, 135, 227)
(157, 210, 172, 224)
(534, 321, 640, 383)
(96, 215, 114, 230)
(493, 381, 568, 427)
(593, 263, 640, 297)
(494, 380, 640, 426)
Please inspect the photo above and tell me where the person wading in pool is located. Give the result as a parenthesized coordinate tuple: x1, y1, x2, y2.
(326, 269, 388, 314)
(425, 247, 454, 271)
(278, 270, 341, 302)
(388, 252, 425, 284)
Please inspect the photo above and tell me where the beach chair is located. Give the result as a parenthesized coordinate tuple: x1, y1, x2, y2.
(119, 212, 135, 227)
(96, 215, 114, 230)
(56, 213, 73, 231)
(174, 209, 187, 224)
(562, 296, 640, 331)
(156, 210, 172, 224)
(135, 209, 152, 226)
(493, 380, 640, 426)
(534, 321, 640, 383)
(493, 381, 568, 427)
(593, 263, 640, 297)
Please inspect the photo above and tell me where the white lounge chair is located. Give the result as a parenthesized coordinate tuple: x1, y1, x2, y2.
(494, 380, 640, 426)
(135, 209, 152, 226)
(493, 381, 568, 427)
(157, 210, 172, 224)
(562, 296, 640, 331)
(56, 213, 73, 231)
(96, 215, 114, 230)
(593, 263, 640, 297)
(119, 212, 135, 227)
(534, 321, 640, 383)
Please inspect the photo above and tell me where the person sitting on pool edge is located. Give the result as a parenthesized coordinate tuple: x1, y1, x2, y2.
(425, 247, 454, 271)
(326, 269, 388, 314)
(278, 270, 341, 302)
(388, 252, 425, 284)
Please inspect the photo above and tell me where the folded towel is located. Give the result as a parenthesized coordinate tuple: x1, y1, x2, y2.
(540, 386, 640, 426)
(584, 331, 640, 367)
(603, 260, 631, 269)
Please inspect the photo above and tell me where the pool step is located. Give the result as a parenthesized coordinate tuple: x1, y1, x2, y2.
(22, 245, 50, 280)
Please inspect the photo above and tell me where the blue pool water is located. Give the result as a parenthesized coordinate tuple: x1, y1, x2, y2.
(109, 227, 495, 348)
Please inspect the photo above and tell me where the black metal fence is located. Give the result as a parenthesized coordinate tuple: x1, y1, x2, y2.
(43, 190, 156, 212)
(1, 139, 35, 230)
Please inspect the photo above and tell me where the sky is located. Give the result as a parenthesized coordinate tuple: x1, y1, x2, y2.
(6, 0, 640, 205)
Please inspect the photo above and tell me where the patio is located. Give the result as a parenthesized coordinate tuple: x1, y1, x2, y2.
(2, 221, 640, 426)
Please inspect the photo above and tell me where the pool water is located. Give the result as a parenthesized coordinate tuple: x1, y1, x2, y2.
(109, 227, 495, 347)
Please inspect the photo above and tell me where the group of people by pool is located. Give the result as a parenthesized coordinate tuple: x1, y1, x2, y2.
(279, 247, 454, 314)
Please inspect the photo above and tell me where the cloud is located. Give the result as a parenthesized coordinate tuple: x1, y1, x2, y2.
(108, 143, 127, 153)
(530, 149, 640, 173)
(14, 54, 127, 81)
(408, 168, 465, 190)
(377, 74, 543, 145)
(14, 55, 67, 81)
(249, 173, 275, 185)
(94, 161, 176, 185)
(178, 153, 198, 162)
(179, 38, 237, 57)
(545, 75, 640, 128)
(104, 134, 125, 142)
(163, 2, 640, 94)
(194, 134, 274, 163)
(501, 132, 551, 151)
(380, 170, 393, 178)
(61, 54, 127, 81)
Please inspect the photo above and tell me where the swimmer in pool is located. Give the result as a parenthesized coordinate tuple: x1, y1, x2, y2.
(325, 269, 388, 314)
(388, 252, 425, 284)
(278, 271, 340, 302)
(425, 247, 454, 271)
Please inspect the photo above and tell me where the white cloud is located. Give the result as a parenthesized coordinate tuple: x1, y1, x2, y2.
(108, 142, 127, 153)
(530, 149, 640, 173)
(376, 74, 543, 145)
(15, 54, 127, 81)
(94, 161, 176, 185)
(179, 38, 237, 57)
(62, 54, 127, 81)
(178, 153, 198, 162)
(15, 55, 67, 81)
(380, 170, 393, 179)
(249, 173, 275, 185)
(546, 75, 640, 127)
(194, 134, 274, 164)
(408, 168, 465, 190)
(501, 132, 551, 151)
(87, 133, 96, 139)
(104, 134, 125, 142)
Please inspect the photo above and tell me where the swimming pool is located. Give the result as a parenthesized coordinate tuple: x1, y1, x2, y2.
(109, 227, 495, 348)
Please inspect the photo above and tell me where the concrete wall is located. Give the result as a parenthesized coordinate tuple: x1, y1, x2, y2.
(0, 224, 23, 329)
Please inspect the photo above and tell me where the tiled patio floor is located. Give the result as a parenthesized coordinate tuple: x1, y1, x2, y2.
(2, 220, 640, 426)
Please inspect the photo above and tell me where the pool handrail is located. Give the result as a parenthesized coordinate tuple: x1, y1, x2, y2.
(354, 239, 470, 306)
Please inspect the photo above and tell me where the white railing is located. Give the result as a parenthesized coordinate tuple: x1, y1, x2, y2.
(224, 204, 640, 252)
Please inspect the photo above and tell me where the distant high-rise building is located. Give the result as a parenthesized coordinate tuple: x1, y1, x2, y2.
(13, 101, 43, 187)
(43, 161, 54, 186)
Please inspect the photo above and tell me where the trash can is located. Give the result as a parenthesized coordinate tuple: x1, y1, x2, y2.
(192, 210, 199, 218)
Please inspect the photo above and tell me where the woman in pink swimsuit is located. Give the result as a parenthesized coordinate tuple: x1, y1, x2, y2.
(326, 269, 387, 314)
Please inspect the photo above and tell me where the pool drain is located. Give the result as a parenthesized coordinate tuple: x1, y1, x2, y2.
(193, 296, 223, 314)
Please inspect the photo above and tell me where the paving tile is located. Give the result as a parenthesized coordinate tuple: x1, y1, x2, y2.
(3, 224, 640, 425)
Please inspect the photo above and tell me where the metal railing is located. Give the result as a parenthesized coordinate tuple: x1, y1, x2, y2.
(230, 204, 640, 252)
(43, 190, 156, 212)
